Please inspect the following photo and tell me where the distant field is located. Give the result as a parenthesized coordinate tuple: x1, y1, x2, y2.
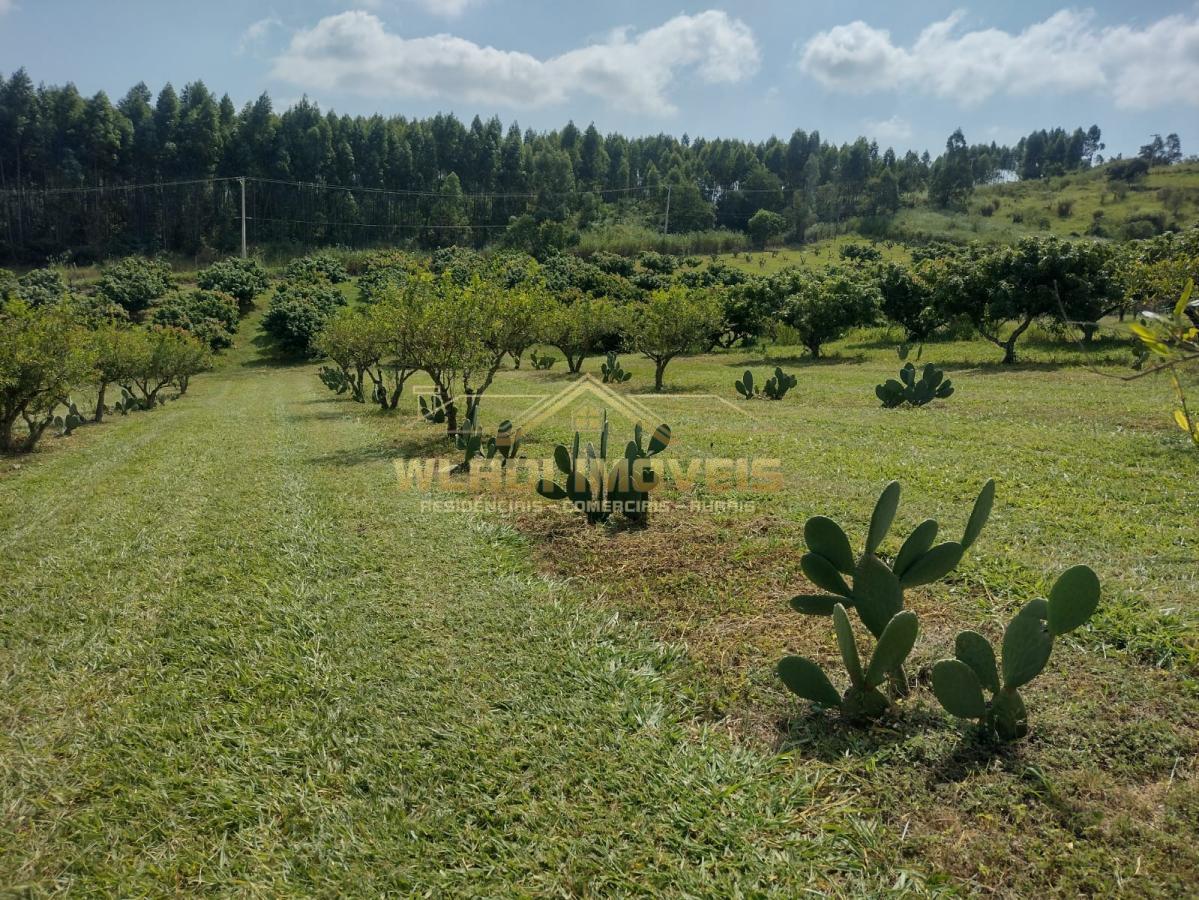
(893, 162, 1199, 244)
(712, 235, 912, 274)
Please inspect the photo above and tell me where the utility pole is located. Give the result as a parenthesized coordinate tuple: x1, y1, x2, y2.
(239, 177, 247, 259)
(662, 183, 672, 237)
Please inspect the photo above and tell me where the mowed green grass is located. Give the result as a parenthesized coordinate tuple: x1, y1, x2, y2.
(0, 325, 906, 893)
(2, 307, 1197, 894)
(388, 322, 1199, 893)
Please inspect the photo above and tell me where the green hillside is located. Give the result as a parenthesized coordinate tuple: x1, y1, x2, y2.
(891, 162, 1199, 245)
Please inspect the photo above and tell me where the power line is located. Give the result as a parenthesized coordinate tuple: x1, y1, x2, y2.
(0, 176, 244, 197)
(0, 175, 656, 202)
(246, 215, 510, 231)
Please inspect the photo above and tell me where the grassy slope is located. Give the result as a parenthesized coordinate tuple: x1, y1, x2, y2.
(2, 306, 1197, 894)
(893, 163, 1199, 245)
(0, 328, 902, 893)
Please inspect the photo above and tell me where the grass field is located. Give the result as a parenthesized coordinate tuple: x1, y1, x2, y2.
(2, 302, 1197, 893)
(892, 163, 1199, 245)
(712, 235, 913, 275)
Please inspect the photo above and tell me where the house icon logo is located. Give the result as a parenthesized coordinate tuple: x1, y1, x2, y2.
(512, 373, 663, 433)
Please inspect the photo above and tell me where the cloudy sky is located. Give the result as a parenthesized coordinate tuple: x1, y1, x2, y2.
(1, 1, 1196, 156)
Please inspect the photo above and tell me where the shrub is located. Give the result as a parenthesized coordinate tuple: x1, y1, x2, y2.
(262, 281, 346, 356)
(636, 251, 679, 275)
(196, 258, 270, 313)
(16, 268, 68, 307)
(1122, 212, 1166, 240)
(839, 243, 882, 263)
(283, 252, 349, 284)
(589, 251, 635, 277)
(0, 300, 96, 453)
(96, 257, 174, 316)
(150, 290, 239, 350)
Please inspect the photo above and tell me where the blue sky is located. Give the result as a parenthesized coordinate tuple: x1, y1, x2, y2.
(1, 1, 1196, 157)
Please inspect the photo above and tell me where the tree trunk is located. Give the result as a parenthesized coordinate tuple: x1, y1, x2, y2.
(654, 359, 668, 391)
(0, 412, 18, 454)
(1000, 314, 1036, 365)
(94, 381, 107, 423)
(437, 384, 458, 436)
(568, 354, 583, 373)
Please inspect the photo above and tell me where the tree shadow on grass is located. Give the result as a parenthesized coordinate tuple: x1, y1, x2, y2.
(306, 431, 450, 468)
(724, 353, 868, 368)
(921, 358, 1130, 375)
(240, 330, 314, 369)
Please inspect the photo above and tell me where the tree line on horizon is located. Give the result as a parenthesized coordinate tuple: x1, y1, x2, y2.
(0, 67, 1177, 261)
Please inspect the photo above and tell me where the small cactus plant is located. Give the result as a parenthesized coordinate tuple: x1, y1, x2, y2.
(762, 366, 797, 400)
(600, 352, 632, 383)
(319, 365, 352, 395)
(419, 394, 447, 425)
(778, 605, 919, 722)
(930, 565, 1100, 741)
(876, 363, 954, 408)
(53, 399, 86, 436)
(484, 420, 523, 466)
(736, 367, 796, 400)
(535, 411, 671, 524)
(110, 387, 137, 416)
(789, 479, 994, 696)
(735, 370, 756, 400)
(529, 351, 557, 370)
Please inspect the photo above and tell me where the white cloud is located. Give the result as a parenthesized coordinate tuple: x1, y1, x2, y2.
(357, 0, 482, 16)
(0, 0, 19, 15)
(865, 114, 913, 143)
(799, 9, 1199, 108)
(407, 0, 481, 17)
(239, 16, 282, 55)
(271, 9, 759, 114)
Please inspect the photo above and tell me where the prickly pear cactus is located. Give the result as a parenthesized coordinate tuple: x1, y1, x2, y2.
(419, 394, 447, 425)
(529, 351, 557, 370)
(762, 367, 797, 400)
(484, 420, 524, 466)
(54, 399, 87, 436)
(734, 370, 756, 400)
(535, 412, 671, 525)
(319, 366, 352, 395)
(876, 363, 954, 408)
(789, 478, 994, 696)
(930, 565, 1100, 740)
(601, 352, 632, 383)
(778, 604, 919, 723)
